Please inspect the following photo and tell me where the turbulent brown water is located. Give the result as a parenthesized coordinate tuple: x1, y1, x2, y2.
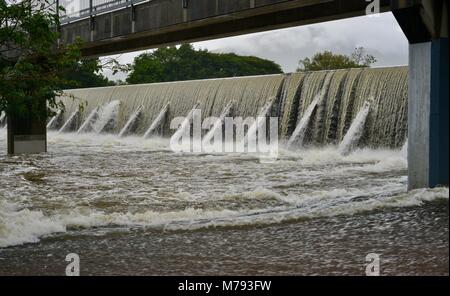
(0, 68, 448, 276)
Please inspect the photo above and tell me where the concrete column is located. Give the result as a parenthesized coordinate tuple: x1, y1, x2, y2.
(408, 38, 449, 189)
(6, 103, 47, 155)
(393, 0, 448, 189)
(429, 38, 449, 188)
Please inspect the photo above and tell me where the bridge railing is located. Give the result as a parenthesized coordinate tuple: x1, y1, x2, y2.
(59, 0, 148, 24)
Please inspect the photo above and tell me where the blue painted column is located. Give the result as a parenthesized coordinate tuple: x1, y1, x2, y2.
(392, 0, 448, 190)
(429, 38, 449, 188)
(408, 38, 449, 189)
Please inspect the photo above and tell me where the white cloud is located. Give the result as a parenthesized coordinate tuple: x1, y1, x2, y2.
(102, 12, 408, 81)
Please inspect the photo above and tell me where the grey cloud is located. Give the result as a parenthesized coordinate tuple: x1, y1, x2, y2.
(102, 12, 408, 81)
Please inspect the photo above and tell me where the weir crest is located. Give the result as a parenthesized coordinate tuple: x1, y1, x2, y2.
(52, 67, 408, 150)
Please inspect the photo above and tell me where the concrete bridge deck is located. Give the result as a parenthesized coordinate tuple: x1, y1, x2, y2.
(59, 0, 392, 57)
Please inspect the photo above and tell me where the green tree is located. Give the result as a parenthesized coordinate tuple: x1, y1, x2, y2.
(1, 0, 81, 118)
(297, 47, 377, 71)
(60, 58, 115, 89)
(126, 44, 283, 84)
(351, 46, 377, 67)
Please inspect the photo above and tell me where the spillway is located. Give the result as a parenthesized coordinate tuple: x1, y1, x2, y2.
(4, 66, 449, 277)
(0, 111, 6, 128)
(54, 66, 408, 149)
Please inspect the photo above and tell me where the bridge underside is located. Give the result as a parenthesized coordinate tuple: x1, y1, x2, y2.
(60, 0, 391, 57)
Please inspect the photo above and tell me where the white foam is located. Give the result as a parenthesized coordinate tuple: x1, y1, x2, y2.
(47, 131, 170, 152)
(119, 105, 143, 137)
(1, 186, 447, 247)
(338, 100, 372, 155)
(277, 145, 407, 170)
(287, 95, 320, 148)
(0, 201, 65, 248)
(92, 100, 121, 133)
(401, 139, 408, 158)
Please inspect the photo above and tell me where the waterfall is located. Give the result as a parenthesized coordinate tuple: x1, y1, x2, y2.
(59, 109, 80, 133)
(170, 103, 200, 147)
(77, 107, 100, 134)
(202, 101, 233, 146)
(244, 98, 276, 146)
(0, 111, 5, 128)
(47, 110, 63, 130)
(119, 105, 143, 137)
(143, 102, 170, 139)
(92, 100, 121, 134)
(77, 100, 121, 134)
(338, 99, 372, 155)
(401, 139, 408, 158)
(286, 94, 320, 149)
(243, 98, 275, 147)
(286, 72, 332, 149)
(47, 115, 57, 129)
(55, 67, 408, 149)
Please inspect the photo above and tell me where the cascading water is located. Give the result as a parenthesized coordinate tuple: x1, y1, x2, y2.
(58, 109, 80, 133)
(0, 111, 5, 128)
(286, 94, 321, 149)
(77, 100, 121, 134)
(91, 100, 121, 134)
(286, 72, 333, 149)
(401, 139, 408, 158)
(56, 67, 408, 149)
(242, 98, 275, 148)
(338, 99, 372, 156)
(77, 107, 100, 134)
(119, 105, 143, 137)
(143, 102, 170, 138)
(202, 101, 234, 146)
(4, 67, 449, 277)
(3, 64, 449, 278)
(170, 103, 200, 147)
(47, 110, 63, 130)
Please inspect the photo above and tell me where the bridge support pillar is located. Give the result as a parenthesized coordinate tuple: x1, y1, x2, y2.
(393, 0, 448, 189)
(407, 39, 449, 189)
(6, 102, 47, 155)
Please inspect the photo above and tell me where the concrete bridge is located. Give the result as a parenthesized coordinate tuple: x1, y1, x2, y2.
(6, 0, 449, 190)
(58, 0, 392, 57)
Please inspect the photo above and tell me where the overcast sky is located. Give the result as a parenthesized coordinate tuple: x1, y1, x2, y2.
(102, 12, 408, 82)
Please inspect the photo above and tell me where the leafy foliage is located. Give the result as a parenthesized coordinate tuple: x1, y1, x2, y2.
(0, 0, 81, 118)
(297, 47, 377, 71)
(126, 44, 283, 84)
(60, 58, 115, 89)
